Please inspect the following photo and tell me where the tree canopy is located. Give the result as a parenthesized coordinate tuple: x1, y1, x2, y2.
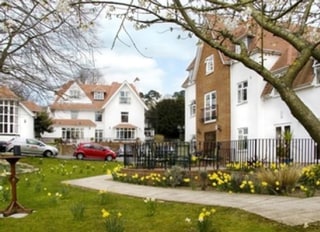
(34, 111, 54, 138)
(0, 0, 99, 103)
(140, 90, 161, 108)
(71, 0, 320, 143)
(147, 97, 184, 139)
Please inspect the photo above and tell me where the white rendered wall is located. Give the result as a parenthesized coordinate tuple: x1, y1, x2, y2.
(17, 107, 35, 138)
(103, 85, 146, 141)
(184, 83, 196, 142)
(230, 53, 280, 140)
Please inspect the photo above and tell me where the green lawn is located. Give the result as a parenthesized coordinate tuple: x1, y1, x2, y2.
(0, 157, 319, 232)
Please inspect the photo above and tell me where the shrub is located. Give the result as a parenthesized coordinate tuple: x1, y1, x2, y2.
(256, 165, 302, 195)
(165, 166, 186, 187)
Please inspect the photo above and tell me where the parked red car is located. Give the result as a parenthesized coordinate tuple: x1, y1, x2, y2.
(73, 142, 117, 161)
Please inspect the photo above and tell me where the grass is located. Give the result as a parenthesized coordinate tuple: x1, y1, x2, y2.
(0, 157, 319, 232)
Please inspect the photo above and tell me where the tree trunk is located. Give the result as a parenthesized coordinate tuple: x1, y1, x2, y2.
(278, 86, 320, 144)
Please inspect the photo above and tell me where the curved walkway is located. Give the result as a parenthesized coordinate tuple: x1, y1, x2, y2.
(64, 175, 320, 226)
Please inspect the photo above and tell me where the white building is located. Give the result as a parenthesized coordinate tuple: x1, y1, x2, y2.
(43, 80, 148, 143)
(230, 34, 320, 141)
(184, 24, 320, 163)
(182, 59, 196, 143)
(0, 86, 41, 140)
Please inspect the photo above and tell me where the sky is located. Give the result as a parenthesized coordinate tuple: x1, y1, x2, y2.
(92, 18, 198, 97)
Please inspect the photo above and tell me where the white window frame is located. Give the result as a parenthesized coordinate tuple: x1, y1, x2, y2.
(95, 129, 104, 142)
(116, 128, 136, 140)
(69, 89, 80, 99)
(119, 91, 131, 104)
(121, 112, 129, 123)
(94, 91, 104, 100)
(238, 127, 248, 150)
(62, 127, 84, 140)
(190, 100, 196, 117)
(95, 111, 103, 122)
(237, 80, 248, 104)
(204, 91, 217, 123)
(205, 55, 214, 75)
(0, 100, 18, 134)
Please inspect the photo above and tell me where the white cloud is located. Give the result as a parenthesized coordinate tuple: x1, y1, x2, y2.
(93, 18, 197, 96)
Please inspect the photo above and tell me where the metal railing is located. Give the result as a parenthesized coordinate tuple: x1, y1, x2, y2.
(121, 138, 320, 170)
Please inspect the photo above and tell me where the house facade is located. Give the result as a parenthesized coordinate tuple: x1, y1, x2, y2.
(185, 24, 320, 162)
(230, 31, 320, 141)
(183, 41, 231, 147)
(43, 80, 148, 143)
(0, 86, 41, 140)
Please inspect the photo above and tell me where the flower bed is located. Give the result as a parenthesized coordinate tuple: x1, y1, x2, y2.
(111, 163, 320, 197)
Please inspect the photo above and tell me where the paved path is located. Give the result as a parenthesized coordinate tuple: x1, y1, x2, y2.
(63, 175, 320, 226)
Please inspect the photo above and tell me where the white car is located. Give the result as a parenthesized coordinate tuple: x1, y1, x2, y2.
(6, 137, 59, 157)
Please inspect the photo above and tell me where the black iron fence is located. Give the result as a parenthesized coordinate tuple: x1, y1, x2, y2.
(122, 138, 320, 170)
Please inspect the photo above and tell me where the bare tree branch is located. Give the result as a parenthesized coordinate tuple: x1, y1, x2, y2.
(0, 0, 100, 103)
(71, 0, 320, 144)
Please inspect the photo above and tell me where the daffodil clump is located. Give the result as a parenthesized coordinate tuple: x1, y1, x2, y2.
(191, 155, 198, 163)
(299, 165, 320, 197)
(144, 197, 157, 216)
(197, 208, 216, 232)
(47, 191, 63, 204)
(208, 171, 232, 191)
(112, 165, 191, 187)
(112, 167, 167, 186)
(239, 179, 256, 193)
(101, 209, 124, 232)
(226, 160, 264, 171)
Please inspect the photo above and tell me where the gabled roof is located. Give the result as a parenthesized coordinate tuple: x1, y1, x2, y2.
(181, 77, 190, 88)
(186, 58, 195, 71)
(101, 81, 148, 110)
(0, 86, 19, 100)
(0, 86, 41, 117)
(50, 80, 145, 111)
(21, 101, 43, 113)
(261, 59, 314, 96)
(204, 16, 315, 96)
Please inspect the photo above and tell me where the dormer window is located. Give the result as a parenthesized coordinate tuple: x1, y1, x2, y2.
(205, 55, 214, 75)
(235, 36, 253, 54)
(94, 91, 104, 100)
